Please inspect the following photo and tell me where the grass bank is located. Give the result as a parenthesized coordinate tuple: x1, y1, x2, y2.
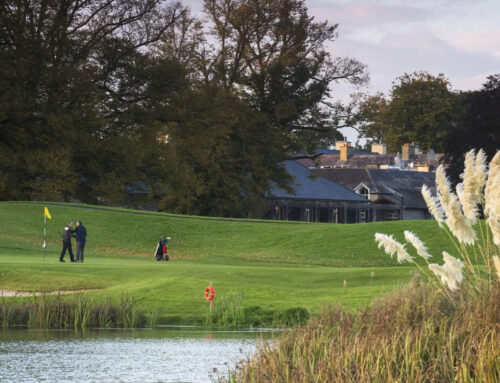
(0, 201, 454, 326)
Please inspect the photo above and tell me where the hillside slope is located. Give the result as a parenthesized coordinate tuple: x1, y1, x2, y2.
(0, 202, 454, 267)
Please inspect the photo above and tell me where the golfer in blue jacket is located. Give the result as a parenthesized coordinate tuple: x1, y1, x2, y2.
(75, 220, 87, 263)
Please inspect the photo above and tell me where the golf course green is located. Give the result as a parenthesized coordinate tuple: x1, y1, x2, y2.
(0, 201, 455, 325)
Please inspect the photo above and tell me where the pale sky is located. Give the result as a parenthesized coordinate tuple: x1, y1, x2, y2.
(180, 0, 500, 143)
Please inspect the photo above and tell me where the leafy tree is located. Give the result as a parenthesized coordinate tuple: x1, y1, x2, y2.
(0, 0, 184, 201)
(443, 74, 500, 183)
(202, 0, 368, 155)
(148, 0, 367, 216)
(354, 92, 388, 143)
(356, 72, 458, 152)
(157, 85, 288, 217)
(0, 0, 369, 218)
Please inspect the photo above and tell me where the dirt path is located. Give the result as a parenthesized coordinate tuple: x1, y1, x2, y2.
(0, 289, 99, 297)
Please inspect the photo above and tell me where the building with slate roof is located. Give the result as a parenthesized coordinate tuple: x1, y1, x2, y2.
(268, 161, 371, 223)
(314, 168, 435, 221)
(266, 141, 439, 223)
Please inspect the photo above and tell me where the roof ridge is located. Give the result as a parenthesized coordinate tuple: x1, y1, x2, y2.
(365, 168, 379, 193)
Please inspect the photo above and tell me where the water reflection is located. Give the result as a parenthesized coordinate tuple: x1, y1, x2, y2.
(0, 327, 277, 383)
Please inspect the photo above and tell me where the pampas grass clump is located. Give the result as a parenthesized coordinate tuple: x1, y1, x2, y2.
(377, 149, 500, 294)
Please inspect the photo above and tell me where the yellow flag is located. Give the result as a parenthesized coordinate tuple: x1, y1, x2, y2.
(44, 207, 52, 220)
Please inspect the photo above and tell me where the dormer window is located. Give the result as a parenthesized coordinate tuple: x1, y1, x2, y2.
(355, 183, 370, 198)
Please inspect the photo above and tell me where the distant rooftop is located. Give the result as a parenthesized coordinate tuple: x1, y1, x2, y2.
(315, 168, 435, 209)
(271, 161, 368, 202)
(296, 148, 443, 170)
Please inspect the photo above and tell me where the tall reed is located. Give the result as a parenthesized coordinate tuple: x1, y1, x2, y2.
(204, 291, 245, 327)
(0, 294, 149, 328)
(375, 149, 500, 296)
(227, 282, 500, 382)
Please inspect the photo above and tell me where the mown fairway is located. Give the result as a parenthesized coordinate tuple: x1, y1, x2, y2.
(0, 202, 455, 324)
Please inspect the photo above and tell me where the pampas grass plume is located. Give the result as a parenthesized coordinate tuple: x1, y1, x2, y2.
(459, 150, 479, 224)
(404, 230, 432, 260)
(421, 185, 444, 227)
(474, 149, 487, 198)
(442, 251, 464, 284)
(487, 218, 500, 246)
(375, 233, 413, 264)
(428, 252, 464, 291)
(485, 153, 500, 243)
(489, 150, 500, 167)
(485, 165, 500, 220)
(436, 165, 452, 209)
(435, 165, 476, 244)
(445, 194, 476, 245)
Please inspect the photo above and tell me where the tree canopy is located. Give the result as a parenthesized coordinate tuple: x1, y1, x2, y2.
(356, 72, 458, 152)
(354, 71, 499, 184)
(0, 0, 367, 216)
(442, 74, 500, 183)
(0, 0, 185, 202)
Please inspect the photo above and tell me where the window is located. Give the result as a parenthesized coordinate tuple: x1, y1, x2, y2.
(360, 209, 367, 223)
(289, 207, 301, 221)
(356, 185, 370, 198)
(385, 210, 400, 221)
(318, 208, 329, 222)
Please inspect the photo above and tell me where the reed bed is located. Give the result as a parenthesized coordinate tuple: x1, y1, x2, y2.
(204, 291, 245, 327)
(203, 291, 309, 327)
(227, 282, 500, 382)
(1, 294, 147, 328)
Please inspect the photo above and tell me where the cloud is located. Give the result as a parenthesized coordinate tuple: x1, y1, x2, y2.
(309, 1, 430, 30)
(450, 29, 500, 56)
(332, 31, 500, 94)
(177, 0, 500, 94)
(180, 0, 204, 10)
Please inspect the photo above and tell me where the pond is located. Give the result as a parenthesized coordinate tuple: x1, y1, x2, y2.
(0, 327, 276, 383)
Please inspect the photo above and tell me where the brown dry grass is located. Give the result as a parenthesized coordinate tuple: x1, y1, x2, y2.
(228, 281, 500, 382)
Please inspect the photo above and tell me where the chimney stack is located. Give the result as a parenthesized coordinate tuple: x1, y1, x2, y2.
(340, 142, 350, 161)
(371, 143, 387, 155)
(335, 140, 349, 150)
(402, 143, 415, 161)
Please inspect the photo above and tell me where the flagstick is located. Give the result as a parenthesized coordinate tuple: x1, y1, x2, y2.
(43, 213, 46, 263)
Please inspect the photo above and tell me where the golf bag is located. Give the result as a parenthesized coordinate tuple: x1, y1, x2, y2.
(155, 238, 169, 261)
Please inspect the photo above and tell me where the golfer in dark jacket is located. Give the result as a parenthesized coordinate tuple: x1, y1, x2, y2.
(75, 220, 87, 263)
(60, 221, 76, 262)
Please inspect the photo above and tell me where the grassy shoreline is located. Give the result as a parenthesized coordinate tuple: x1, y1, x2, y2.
(1, 294, 151, 329)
